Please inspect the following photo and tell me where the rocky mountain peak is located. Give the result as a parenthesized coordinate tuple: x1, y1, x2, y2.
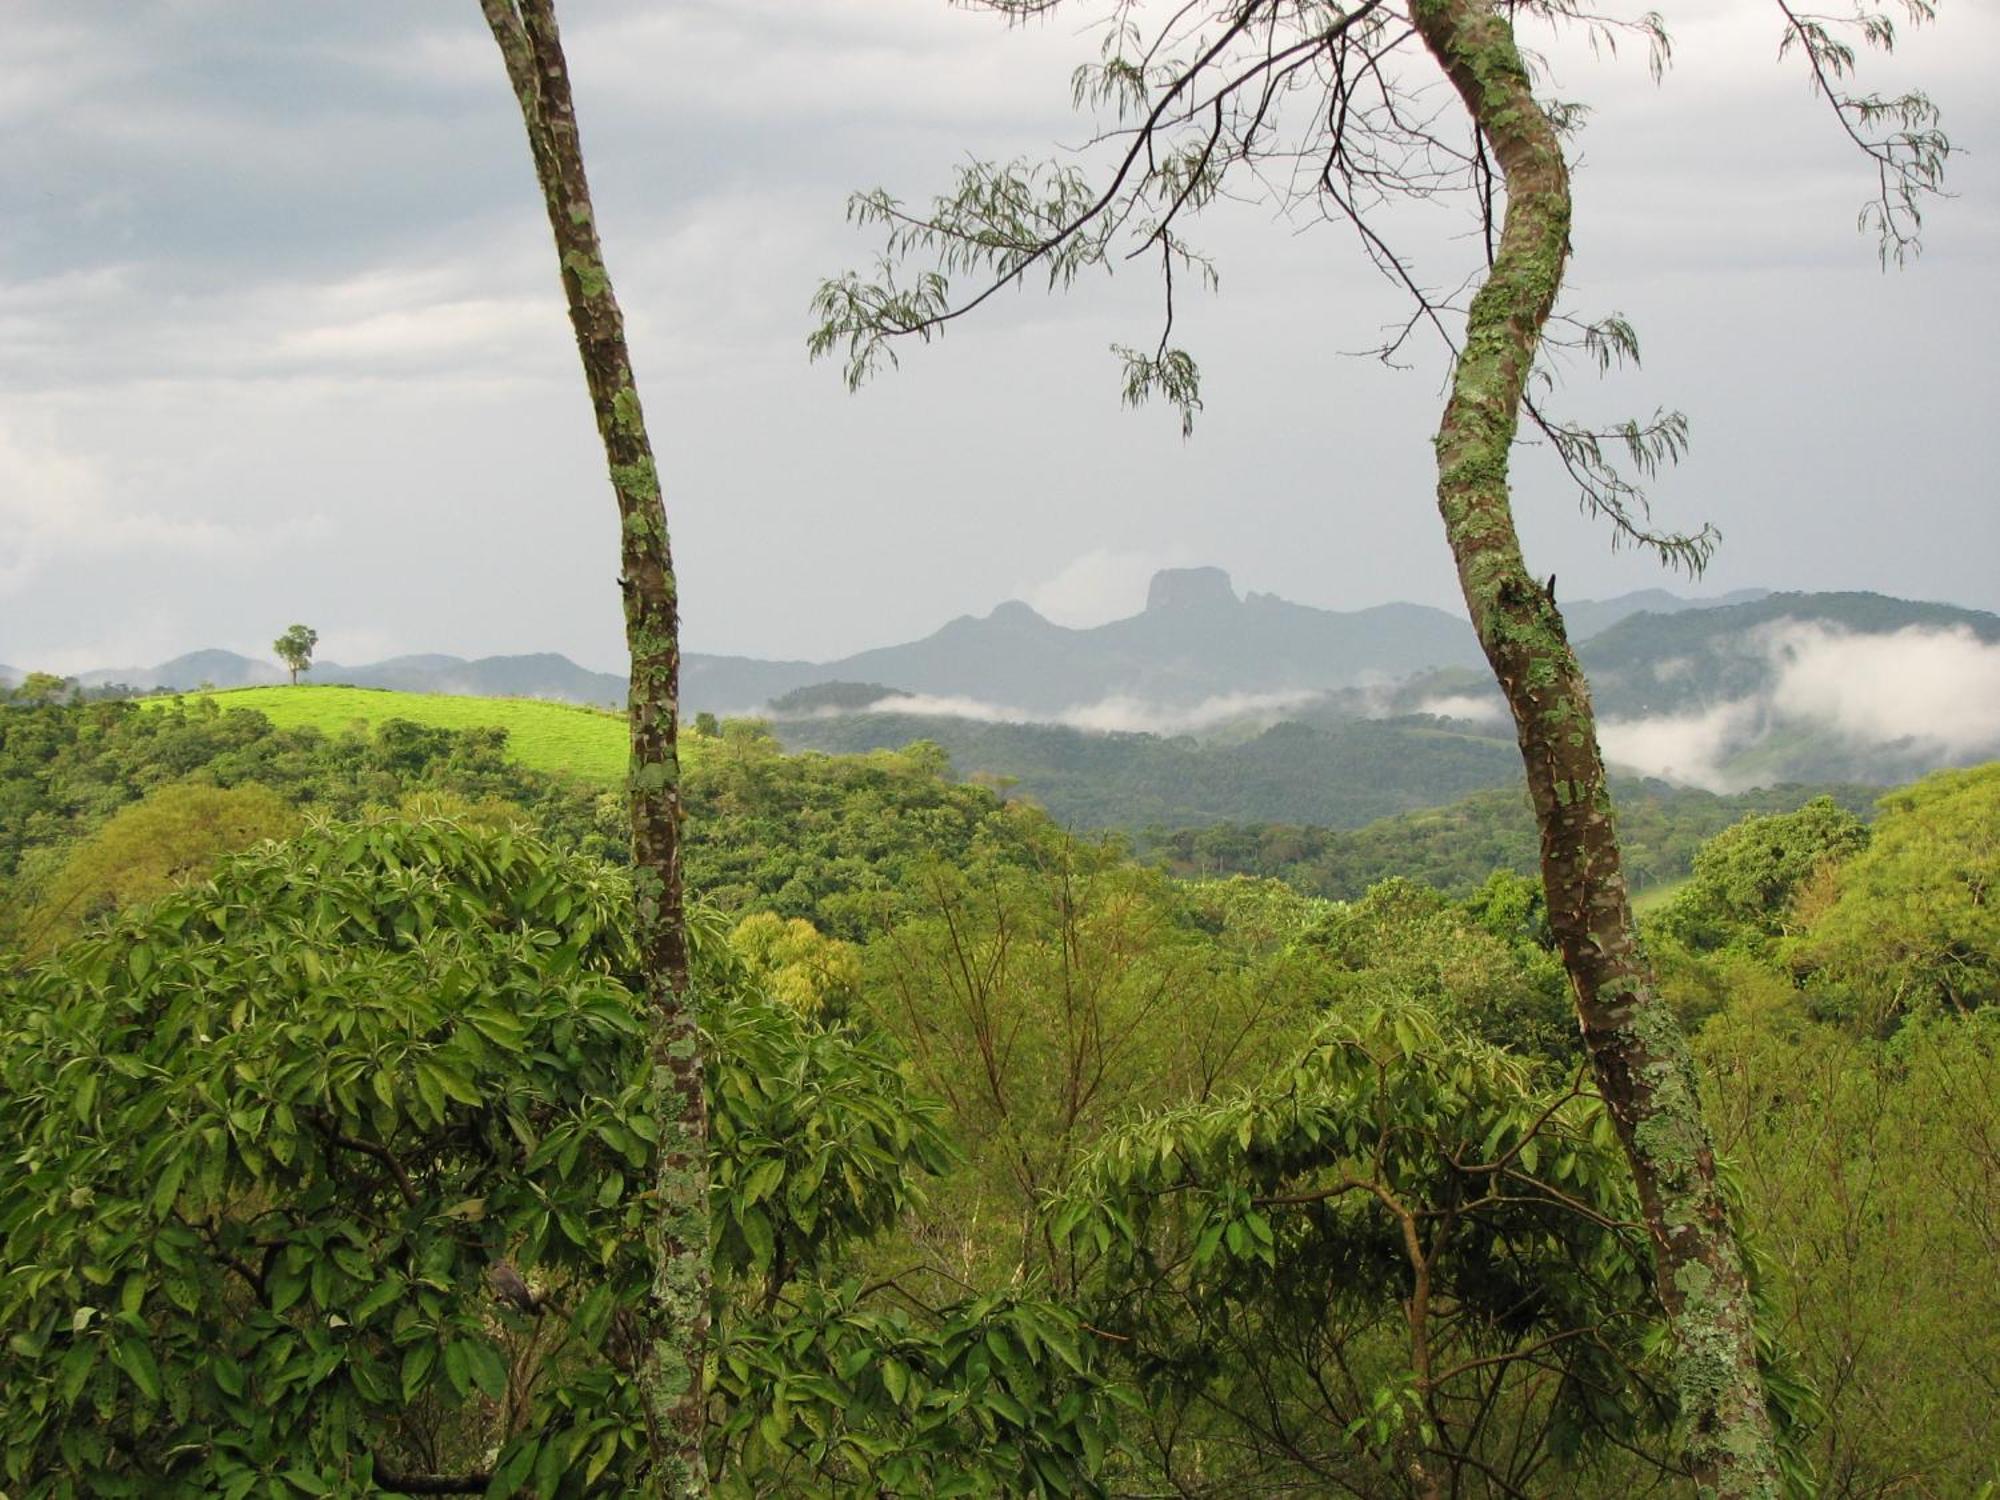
(986, 599, 1049, 626)
(1145, 566, 1238, 613)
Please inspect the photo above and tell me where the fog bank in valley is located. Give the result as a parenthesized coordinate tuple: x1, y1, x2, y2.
(1599, 622, 2000, 790)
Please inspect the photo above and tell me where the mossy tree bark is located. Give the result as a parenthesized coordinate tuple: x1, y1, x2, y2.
(478, 2, 707, 1493)
(1407, 1, 1781, 1493)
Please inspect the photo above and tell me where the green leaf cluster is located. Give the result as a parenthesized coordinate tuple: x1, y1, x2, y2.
(1654, 795, 1869, 956)
(712, 1284, 1117, 1497)
(1, 812, 648, 1495)
(1786, 764, 2000, 1022)
(1050, 992, 1673, 1492)
(0, 811, 1124, 1496)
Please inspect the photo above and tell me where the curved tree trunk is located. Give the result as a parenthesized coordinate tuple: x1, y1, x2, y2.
(1407, 1, 1781, 1493)
(478, 3, 707, 1493)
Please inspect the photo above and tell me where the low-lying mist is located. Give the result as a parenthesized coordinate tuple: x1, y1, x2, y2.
(756, 620, 2000, 795)
(1599, 622, 2000, 791)
(838, 688, 1327, 738)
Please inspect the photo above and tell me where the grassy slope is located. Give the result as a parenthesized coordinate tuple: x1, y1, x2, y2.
(1630, 877, 1688, 916)
(143, 686, 630, 782)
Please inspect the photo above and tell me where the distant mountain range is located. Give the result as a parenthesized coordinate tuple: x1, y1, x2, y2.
(20, 568, 1775, 712)
(15, 572, 1998, 800)
(686, 567, 1490, 712)
(1555, 586, 1773, 643)
(684, 569, 1774, 713)
(19, 572, 2000, 812)
(1581, 591, 2000, 717)
(760, 584, 2000, 804)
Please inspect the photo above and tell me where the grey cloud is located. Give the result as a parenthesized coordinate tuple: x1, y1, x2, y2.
(1, 1, 1994, 678)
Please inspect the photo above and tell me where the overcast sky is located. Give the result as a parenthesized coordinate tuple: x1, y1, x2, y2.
(3, 0, 1995, 675)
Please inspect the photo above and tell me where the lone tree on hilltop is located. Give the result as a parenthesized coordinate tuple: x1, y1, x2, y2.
(11, 671, 71, 707)
(812, 2, 1950, 1494)
(478, 2, 704, 1492)
(272, 624, 318, 686)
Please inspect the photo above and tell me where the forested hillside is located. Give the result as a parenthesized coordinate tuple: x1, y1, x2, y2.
(3, 694, 1993, 1494)
(1134, 778, 1883, 900)
(773, 708, 1525, 827)
(0, 698, 1865, 935)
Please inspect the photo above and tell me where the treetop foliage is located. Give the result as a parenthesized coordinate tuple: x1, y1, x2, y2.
(1655, 796, 1871, 956)
(273, 626, 319, 685)
(0, 811, 1123, 1497)
(1053, 995, 1681, 1490)
(0, 697, 1993, 1493)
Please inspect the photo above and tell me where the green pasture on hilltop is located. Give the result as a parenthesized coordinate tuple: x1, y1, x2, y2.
(143, 686, 632, 782)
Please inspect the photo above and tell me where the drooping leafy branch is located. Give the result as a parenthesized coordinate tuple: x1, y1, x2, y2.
(810, 0, 1721, 564)
(1774, 0, 1950, 263)
(1052, 995, 1680, 1494)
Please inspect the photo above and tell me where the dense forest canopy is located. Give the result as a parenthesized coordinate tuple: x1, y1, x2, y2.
(2, 696, 1994, 1494)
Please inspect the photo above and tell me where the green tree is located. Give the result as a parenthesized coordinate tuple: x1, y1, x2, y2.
(726, 912, 862, 1016)
(1699, 990, 2000, 1495)
(1306, 875, 1575, 1064)
(809, 5, 1950, 1489)
(10, 672, 71, 707)
(1054, 994, 1722, 1495)
(0, 813, 1125, 1498)
(1656, 796, 1870, 956)
(865, 832, 1320, 1286)
(271, 624, 317, 686)
(477, 2, 703, 1486)
(1787, 763, 2000, 1023)
(15, 782, 300, 957)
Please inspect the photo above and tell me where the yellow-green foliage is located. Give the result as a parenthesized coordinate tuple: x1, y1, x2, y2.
(865, 836, 1325, 1283)
(1787, 763, 2000, 1021)
(1657, 795, 1870, 955)
(1700, 994, 2000, 1496)
(390, 788, 543, 834)
(19, 782, 300, 955)
(141, 686, 636, 783)
(727, 912, 862, 1015)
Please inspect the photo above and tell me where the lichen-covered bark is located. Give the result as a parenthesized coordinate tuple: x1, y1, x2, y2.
(478, 3, 707, 1493)
(1406, 1, 1781, 1493)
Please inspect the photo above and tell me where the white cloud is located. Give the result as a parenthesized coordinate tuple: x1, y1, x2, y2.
(278, 292, 546, 365)
(1020, 548, 1188, 628)
(1599, 700, 1760, 790)
(1057, 690, 1322, 736)
(854, 687, 1322, 737)
(1599, 622, 2000, 790)
(1765, 620, 2000, 758)
(1414, 692, 1507, 725)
